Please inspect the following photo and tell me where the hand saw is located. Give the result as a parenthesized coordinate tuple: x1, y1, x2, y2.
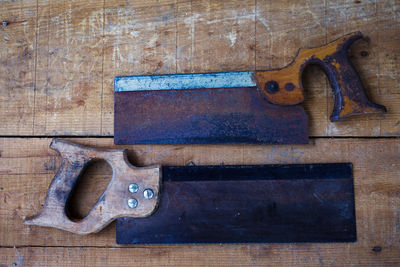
(25, 139, 356, 244)
(114, 32, 386, 145)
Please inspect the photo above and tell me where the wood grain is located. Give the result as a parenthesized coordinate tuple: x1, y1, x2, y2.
(0, 0, 37, 135)
(0, 138, 398, 249)
(33, 0, 104, 135)
(0, 0, 399, 266)
(1, 245, 399, 267)
(0, 0, 399, 136)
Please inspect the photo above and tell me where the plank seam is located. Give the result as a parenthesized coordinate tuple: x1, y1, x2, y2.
(324, 0, 328, 136)
(45, 0, 51, 133)
(190, 0, 193, 72)
(0, 135, 396, 139)
(32, 0, 39, 135)
(175, 0, 177, 74)
(376, 0, 382, 136)
(100, 0, 105, 135)
(0, 245, 194, 249)
(254, 0, 256, 71)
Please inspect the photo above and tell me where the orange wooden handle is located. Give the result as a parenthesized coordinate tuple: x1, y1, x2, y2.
(25, 139, 161, 234)
(254, 32, 386, 121)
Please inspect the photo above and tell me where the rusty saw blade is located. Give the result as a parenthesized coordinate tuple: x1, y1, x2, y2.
(115, 86, 308, 144)
(114, 32, 386, 145)
(117, 163, 356, 244)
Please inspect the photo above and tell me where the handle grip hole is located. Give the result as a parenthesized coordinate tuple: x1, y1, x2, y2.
(65, 159, 112, 221)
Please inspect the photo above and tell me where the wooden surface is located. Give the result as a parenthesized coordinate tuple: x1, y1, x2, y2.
(1, 0, 399, 136)
(0, 0, 399, 266)
(0, 138, 399, 265)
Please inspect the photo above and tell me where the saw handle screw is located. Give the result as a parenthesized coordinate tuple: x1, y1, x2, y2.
(144, 189, 154, 199)
(265, 81, 279, 94)
(285, 82, 295, 91)
(128, 183, 139, 193)
(127, 198, 138, 209)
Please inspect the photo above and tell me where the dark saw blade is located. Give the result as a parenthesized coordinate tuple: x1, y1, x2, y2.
(114, 87, 308, 144)
(116, 163, 356, 244)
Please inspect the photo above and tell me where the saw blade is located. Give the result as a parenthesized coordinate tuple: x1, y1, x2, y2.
(114, 87, 308, 144)
(116, 163, 356, 244)
(114, 70, 308, 145)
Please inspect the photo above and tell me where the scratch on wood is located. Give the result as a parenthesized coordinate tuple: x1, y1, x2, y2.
(226, 29, 237, 47)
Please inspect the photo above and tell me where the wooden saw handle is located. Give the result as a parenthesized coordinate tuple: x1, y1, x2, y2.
(253, 32, 386, 121)
(24, 139, 161, 235)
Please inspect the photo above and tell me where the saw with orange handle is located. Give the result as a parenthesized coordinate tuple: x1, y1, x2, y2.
(114, 32, 386, 145)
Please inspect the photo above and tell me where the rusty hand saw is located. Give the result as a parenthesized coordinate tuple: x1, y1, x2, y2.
(114, 32, 386, 145)
(26, 139, 356, 244)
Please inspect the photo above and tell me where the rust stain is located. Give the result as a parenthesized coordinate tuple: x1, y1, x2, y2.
(115, 87, 308, 145)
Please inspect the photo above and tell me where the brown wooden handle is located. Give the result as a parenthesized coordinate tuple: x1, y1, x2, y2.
(24, 139, 161, 235)
(253, 32, 386, 121)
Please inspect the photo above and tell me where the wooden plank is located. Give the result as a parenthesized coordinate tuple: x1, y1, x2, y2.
(0, 137, 399, 248)
(183, 0, 256, 73)
(33, 0, 104, 135)
(1, 0, 399, 137)
(0, 245, 399, 266)
(0, 0, 37, 135)
(378, 0, 400, 136)
(0, 0, 398, 265)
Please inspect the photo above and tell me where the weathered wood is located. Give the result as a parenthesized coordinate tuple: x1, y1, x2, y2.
(378, 0, 400, 136)
(33, 0, 104, 135)
(1, 245, 400, 267)
(0, 0, 37, 135)
(0, 137, 399, 249)
(0, 0, 399, 265)
(24, 139, 161, 234)
(1, 0, 399, 136)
